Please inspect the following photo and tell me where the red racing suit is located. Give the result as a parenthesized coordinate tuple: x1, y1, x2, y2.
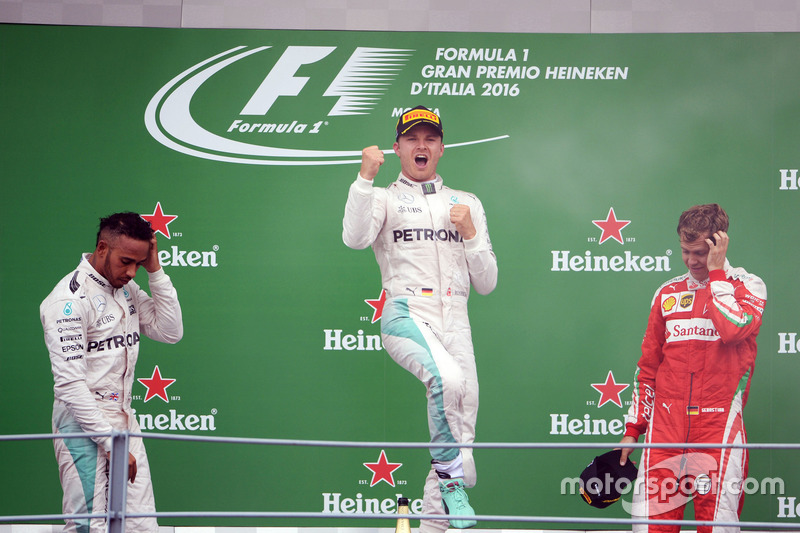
(624, 261, 766, 533)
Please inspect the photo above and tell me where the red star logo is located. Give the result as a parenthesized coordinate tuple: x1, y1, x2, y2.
(591, 371, 630, 408)
(141, 202, 178, 239)
(592, 207, 631, 245)
(363, 450, 402, 487)
(364, 289, 387, 324)
(137, 365, 176, 403)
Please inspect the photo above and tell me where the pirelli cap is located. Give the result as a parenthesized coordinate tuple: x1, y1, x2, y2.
(578, 449, 638, 509)
(396, 105, 443, 140)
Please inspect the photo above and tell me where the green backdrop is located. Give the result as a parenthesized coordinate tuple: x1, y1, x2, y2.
(1, 25, 798, 528)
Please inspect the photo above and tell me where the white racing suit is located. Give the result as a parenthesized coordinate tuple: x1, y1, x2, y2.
(41, 254, 183, 533)
(343, 173, 497, 532)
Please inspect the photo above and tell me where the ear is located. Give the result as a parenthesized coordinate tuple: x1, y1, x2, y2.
(393, 141, 400, 157)
(95, 239, 110, 259)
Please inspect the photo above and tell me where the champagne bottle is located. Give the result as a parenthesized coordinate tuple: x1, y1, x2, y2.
(395, 497, 411, 533)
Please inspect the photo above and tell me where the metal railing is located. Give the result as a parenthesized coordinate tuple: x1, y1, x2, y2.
(2, 432, 799, 531)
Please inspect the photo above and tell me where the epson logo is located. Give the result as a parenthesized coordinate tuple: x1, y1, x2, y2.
(62, 344, 83, 353)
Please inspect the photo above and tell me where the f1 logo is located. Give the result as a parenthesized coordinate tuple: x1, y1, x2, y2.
(238, 45, 412, 117)
(240, 46, 336, 115)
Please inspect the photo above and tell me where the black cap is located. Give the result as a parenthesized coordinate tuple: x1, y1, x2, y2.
(395, 106, 443, 140)
(578, 449, 638, 509)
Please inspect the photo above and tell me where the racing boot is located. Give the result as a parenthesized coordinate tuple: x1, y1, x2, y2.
(438, 476, 477, 529)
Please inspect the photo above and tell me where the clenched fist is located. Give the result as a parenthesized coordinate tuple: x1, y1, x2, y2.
(360, 145, 384, 181)
(450, 204, 476, 240)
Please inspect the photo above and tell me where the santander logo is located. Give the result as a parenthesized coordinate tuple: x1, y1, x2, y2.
(144, 45, 509, 165)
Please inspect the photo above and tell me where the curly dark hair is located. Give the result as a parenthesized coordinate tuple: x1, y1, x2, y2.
(96, 212, 154, 246)
(677, 204, 729, 242)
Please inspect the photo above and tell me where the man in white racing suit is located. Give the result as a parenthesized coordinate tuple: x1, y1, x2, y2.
(41, 212, 183, 533)
(343, 106, 497, 531)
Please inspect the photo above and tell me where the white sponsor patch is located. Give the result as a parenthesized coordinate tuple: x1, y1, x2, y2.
(666, 318, 719, 342)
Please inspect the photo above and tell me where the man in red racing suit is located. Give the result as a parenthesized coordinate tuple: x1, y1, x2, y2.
(620, 204, 766, 533)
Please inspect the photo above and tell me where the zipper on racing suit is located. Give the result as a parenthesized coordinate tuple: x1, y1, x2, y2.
(680, 371, 694, 473)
